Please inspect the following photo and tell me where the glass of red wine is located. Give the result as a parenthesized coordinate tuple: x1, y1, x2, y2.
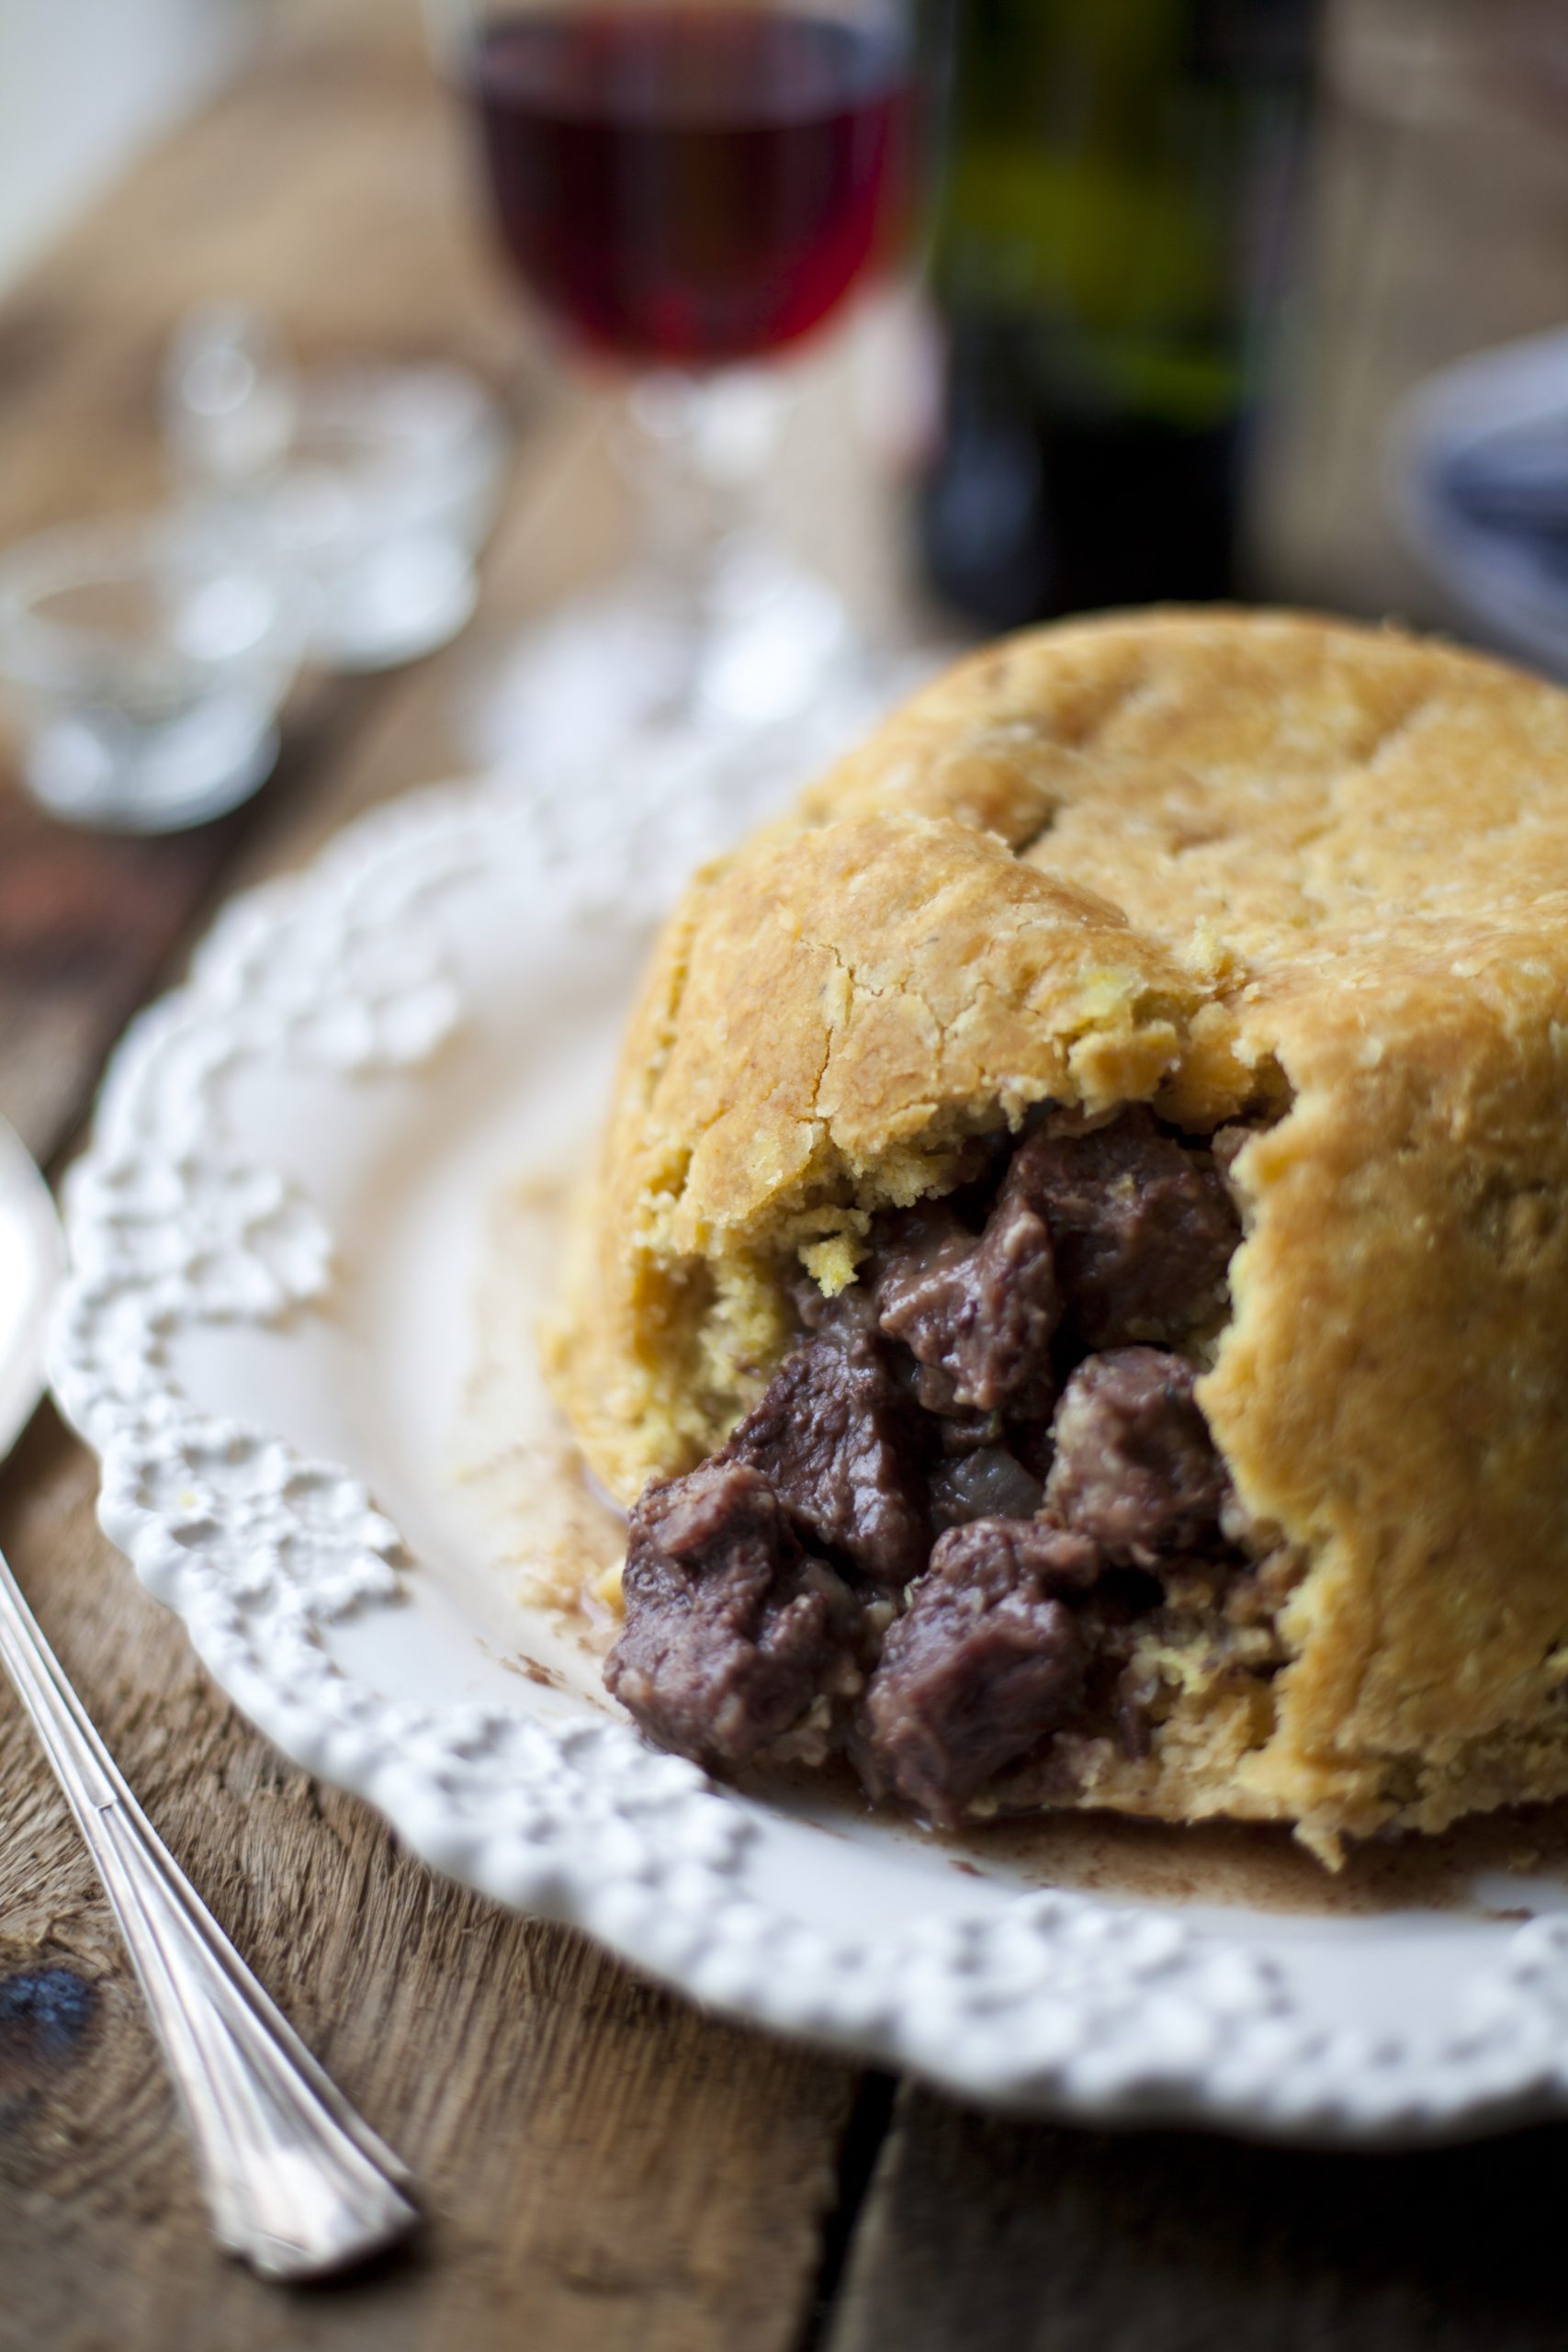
(424, 0, 931, 783)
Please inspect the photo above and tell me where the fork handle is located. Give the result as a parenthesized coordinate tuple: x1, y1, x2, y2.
(0, 1545, 419, 2280)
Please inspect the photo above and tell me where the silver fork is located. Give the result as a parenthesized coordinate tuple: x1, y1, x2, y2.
(0, 1115, 419, 2280)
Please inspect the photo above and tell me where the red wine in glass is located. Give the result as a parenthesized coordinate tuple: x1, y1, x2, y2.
(472, 6, 911, 368)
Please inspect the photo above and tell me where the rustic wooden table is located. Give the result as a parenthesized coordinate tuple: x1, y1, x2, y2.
(6, 7, 1568, 2348)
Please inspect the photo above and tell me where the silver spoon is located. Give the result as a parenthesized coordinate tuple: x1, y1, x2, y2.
(0, 1114, 419, 2279)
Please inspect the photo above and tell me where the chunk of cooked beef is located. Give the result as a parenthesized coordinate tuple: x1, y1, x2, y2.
(1043, 1347, 1229, 1566)
(874, 1184, 1061, 1418)
(726, 1332, 928, 1586)
(607, 1460, 862, 1769)
(929, 1443, 1044, 1532)
(788, 1263, 879, 1340)
(857, 1519, 1100, 1825)
(1009, 1108, 1239, 1346)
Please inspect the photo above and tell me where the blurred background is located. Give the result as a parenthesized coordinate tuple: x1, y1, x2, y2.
(6, 0, 1568, 844)
(0, 0, 249, 289)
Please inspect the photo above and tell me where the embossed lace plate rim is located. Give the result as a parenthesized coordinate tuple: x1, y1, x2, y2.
(47, 768, 1568, 2147)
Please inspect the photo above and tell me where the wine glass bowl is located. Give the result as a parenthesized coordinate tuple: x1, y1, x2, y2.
(469, 4, 914, 370)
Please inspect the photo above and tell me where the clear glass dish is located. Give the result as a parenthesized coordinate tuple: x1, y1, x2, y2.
(0, 514, 304, 832)
(164, 318, 510, 675)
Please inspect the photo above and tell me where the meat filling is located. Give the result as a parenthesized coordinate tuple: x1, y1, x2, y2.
(1044, 1349, 1230, 1566)
(725, 1331, 930, 1587)
(607, 1106, 1262, 1820)
(607, 1460, 863, 1771)
(874, 1180, 1060, 1418)
(1009, 1108, 1237, 1348)
(856, 1521, 1099, 1824)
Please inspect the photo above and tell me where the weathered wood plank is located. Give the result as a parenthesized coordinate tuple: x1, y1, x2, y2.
(827, 2083, 1568, 2352)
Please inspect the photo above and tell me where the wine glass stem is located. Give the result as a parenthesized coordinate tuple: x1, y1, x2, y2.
(616, 369, 785, 722)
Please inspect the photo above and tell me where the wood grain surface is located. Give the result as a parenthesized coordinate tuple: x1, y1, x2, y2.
(5, 5, 1568, 2348)
(828, 2087, 1568, 2352)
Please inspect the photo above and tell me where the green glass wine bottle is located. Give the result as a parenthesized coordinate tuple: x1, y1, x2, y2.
(919, 0, 1316, 628)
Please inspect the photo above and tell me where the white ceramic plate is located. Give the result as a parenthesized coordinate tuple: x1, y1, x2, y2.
(50, 768, 1568, 2146)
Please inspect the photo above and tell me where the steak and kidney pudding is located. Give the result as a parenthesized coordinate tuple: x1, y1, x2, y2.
(546, 609, 1568, 1864)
